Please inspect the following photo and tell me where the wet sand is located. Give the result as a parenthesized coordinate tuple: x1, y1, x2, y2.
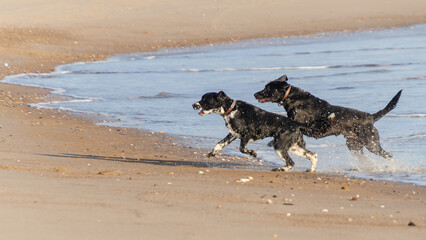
(0, 0, 425, 239)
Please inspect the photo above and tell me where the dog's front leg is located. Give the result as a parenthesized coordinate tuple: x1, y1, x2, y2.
(239, 138, 257, 157)
(207, 133, 236, 158)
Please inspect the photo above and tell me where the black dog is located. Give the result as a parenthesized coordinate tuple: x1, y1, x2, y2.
(193, 91, 322, 172)
(254, 75, 402, 161)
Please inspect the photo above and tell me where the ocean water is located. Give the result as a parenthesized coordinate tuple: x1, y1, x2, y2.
(4, 24, 426, 185)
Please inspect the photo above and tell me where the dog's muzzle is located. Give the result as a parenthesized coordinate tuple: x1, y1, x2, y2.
(254, 92, 270, 103)
(192, 102, 201, 110)
(254, 92, 262, 100)
(192, 102, 205, 115)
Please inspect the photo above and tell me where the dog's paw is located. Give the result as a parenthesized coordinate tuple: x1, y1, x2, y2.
(305, 168, 315, 172)
(248, 150, 257, 157)
(272, 166, 292, 172)
(206, 152, 215, 158)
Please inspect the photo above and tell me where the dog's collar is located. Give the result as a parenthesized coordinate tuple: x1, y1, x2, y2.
(224, 100, 236, 116)
(279, 86, 292, 105)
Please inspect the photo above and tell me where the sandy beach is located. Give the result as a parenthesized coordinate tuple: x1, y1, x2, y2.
(0, 0, 425, 239)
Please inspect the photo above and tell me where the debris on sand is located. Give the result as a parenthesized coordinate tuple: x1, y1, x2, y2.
(408, 221, 416, 227)
(236, 178, 251, 183)
(236, 177, 253, 183)
(54, 167, 69, 174)
(98, 170, 122, 176)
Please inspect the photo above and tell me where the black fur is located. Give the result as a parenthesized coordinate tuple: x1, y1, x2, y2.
(254, 74, 402, 160)
(193, 91, 319, 172)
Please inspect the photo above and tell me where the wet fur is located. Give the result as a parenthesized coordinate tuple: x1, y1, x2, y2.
(193, 91, 319, 172)
(254, 75, 402, 160)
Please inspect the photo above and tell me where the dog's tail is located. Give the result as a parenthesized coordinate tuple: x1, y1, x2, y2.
(372, 90, 403, 122)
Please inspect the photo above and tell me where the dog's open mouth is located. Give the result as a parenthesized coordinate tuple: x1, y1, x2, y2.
(257, 98, 273, 103)
(198, 110, 205, 115)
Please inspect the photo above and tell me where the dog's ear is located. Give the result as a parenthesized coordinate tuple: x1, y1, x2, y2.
(217, 91, 227, 100)
(277, 75, 288, 82)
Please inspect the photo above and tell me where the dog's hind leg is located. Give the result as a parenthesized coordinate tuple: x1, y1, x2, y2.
(239, 138, 257, 157)
(289, 141, 318, 172)
(363, 126, 393, 160)
(346, 137, 370, 163)
(207, 133, 236, 157)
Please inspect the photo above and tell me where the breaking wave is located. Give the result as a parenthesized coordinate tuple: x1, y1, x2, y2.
(386, 114, 426, 118)
(180, 63, 413, 73)
(135, 92, 187, 99)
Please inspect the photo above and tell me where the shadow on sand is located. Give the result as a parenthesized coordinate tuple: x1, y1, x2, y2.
(39, 153, 269, 170)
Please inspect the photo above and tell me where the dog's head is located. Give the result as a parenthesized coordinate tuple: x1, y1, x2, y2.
(254, 74, 290, 104)
(193, 91, 231, 116)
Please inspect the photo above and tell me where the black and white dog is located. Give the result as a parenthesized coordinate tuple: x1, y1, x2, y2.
(193, 91, 325, 172)
(254, 75, 402, 161)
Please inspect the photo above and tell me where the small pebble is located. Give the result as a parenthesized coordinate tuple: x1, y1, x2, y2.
(237, 178, 251, 183)
(198, 171, 204, 175)
(266, 199, 273, 204)
(286, 213, 291, 217)
(322, 209, 329, 213)
(341, 186, 349, 190)
(408, 221, 416, 227)
(351, 197, 358, 201)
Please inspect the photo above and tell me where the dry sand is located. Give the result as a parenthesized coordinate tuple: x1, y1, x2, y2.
(0, 0, 425, 239)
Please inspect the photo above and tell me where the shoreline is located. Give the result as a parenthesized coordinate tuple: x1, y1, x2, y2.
(4, 23, 425, 186)
(0, 1, 425, 239)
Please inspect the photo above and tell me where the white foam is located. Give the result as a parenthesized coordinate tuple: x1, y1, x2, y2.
(180, 65, 331, 73)
(386, 114, 426, 118)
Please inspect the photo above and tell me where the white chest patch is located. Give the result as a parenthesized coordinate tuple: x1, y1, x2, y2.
(224, 111, 241, 138)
